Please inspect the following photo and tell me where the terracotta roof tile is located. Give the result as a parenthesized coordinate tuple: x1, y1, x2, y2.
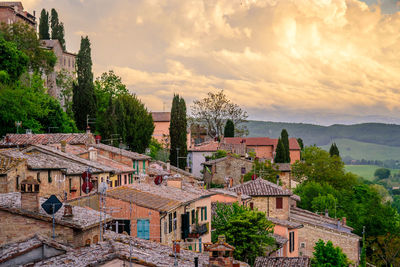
(223, 137, 300, 150)
(151, 112, 171, 122)
(230, 178, 293, 197)
(91, 143, 151, 160)
(189, 141, 219, 152)
(254, 257, 311, 267)
(0, 133, 94, 147)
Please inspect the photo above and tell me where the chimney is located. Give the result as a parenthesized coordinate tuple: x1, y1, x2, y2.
(325, 209, 329, 217)
(88, 147, 97, 161)
(95, 135, 101, 144)
(63, 204, 73, 217)
(86, 126, 91, 134)
(60, 140, 66, 153)
(167, 178, 182, 189)
(341, 217, 347, 226)
(166, 161, 171, 172)
(276, 175, 280, 185)
(20, 176, 40, 212)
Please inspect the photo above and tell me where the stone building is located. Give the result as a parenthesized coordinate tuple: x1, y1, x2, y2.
(221, 137, 301, 164)
(202, 155, 253, 187)
(40, 40, 76, 108)
(230, 178, 303, 257)
(290, 207, 360, 263)
(151, 112, 171, 145)
(254, 257, 310, 267)
(0, 154, 27, 193)
(0, 2, 36, 27)
(0, 188, 111, 247)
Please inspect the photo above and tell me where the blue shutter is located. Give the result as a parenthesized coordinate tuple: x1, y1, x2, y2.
(144, 220, 150, 240)
(137, 219, 150, 240)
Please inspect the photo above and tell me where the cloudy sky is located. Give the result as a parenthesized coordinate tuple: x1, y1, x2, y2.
(24, 0, 400, 125)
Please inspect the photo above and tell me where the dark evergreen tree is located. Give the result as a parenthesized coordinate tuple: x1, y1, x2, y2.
(280, 129, 290, 163)
(297, 138, 304, 150)
(38, 9, 50, 40)
(73, 36, 96, 131)
(50, 9, 65, 50)
(224, 119, 234, 137)
(329, 143, 340, 157)
(274, 138, 286, 163)
(169, 94, 187, 168)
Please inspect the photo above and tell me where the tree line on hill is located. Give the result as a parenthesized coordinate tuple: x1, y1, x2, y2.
(245, 120, 400, 147)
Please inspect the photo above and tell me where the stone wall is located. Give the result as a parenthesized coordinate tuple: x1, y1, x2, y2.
(296, 222, 360, 264)
(0, 210, 74, 246)
(208, 157, 253, 186)
(0, 161, 27, 193)
(251, 196, 290, 220)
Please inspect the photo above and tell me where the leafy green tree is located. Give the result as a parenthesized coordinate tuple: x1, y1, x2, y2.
(374, 168, 391, 180)
(191, 90, 248, 138)
(274, 138, 286, 163)
(169, 94, 187, 168)
(243, 159, 280, 183)
(311, 239, 350, 267)
(50, 9, 65, 50)
(368, 232, 400, 267)
(149, 138, 169, 161)
(311, 194, 337, 217)
(212, 202, 275, 265)
(39, 9, 50, 39)
(224, 119, 234, 137)
(0, 74, 77, 136)
(329, 143, 340, 157)
(205, 150, 228, 161)
(280, 129, 290, 163)
(0, 22, 56, 74)
(0, 36, 28, 83)
(73, 36, 96, 130)
(56, 69, 75, 117)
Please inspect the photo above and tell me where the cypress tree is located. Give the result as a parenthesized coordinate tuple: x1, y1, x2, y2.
(329, 143, 340, 157)
(50, 9, 66, 50)
(281, 129, 290, 163)
(73, 36, 96, 130)
(224, 119, 234, 137)
(274, 138, 286, 163)
(169, 94, 187, 168)
(297, 138, 304, 150)
(39, 9, 50, 39)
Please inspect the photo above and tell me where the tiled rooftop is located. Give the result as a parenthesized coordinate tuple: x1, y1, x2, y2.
(202, 155, 252, 165)
(189, 141, 219, 152)
(106, 186, 182, 212)
(0, 153, 25, 174)
(290, 207, 358, 236)
(267, 217, 303, 229)
(254, 257, 310, 267)
(27, 145, 118, 174)
(0, 149, 103, 175)
(222, 137, 301, 150)
(0, 133, 94, 147)
(0, 192, 111, 230)
(151, 112, 171, 122)
(28, 231, 211, 267)
(230, 178, 294, 197)
(91, 143, 151, 160)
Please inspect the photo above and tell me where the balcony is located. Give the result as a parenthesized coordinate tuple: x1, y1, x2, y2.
(188, 222, 209, 238)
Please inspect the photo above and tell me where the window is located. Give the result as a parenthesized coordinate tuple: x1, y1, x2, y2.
(276, 197, 283, 209)
(124, 175, 127, 184)
(204, 206, 207, 221)
(250, 202, 254, 210)
(37, 172, 41, 183)
(69, 178, 72, 193)
(289, 231, 295, 252)
(300, 242, 306, 249)
(201, 207, 203, 221)
(114, 180, 117, 187)
(168, 213, 172, 233)
(241, 167, 246, 174)
(48, 170, 52, 183)
(16, 175, 19, 190)
(191, 210, 195, 224)
(173, 212, 177, 230)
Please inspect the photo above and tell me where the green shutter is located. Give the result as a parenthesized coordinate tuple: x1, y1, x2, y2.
(204, 206, 207, 221)
(143, 160, 146, 174)
(201, 208, 203, 221)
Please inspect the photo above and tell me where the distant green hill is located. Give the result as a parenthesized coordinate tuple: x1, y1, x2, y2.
(320, 139, 400, 161)
(345, 165, 400, 181)
(245, 121, 400, 147)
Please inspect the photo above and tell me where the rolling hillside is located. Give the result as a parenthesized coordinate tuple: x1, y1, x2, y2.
(245, 121, 400, 147)
(345, 165, 400, 181)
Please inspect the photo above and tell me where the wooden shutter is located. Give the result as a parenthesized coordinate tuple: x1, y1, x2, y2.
(276, 197, 283, 209)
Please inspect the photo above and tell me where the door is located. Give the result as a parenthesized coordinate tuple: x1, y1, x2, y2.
(137, 219, 150, 240)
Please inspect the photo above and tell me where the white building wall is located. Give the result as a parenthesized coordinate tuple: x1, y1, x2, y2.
(188, 151, 213, 178)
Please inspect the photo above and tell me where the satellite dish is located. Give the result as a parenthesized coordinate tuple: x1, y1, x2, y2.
(99, 182, 108, 194)
(154, 175, 163, 185)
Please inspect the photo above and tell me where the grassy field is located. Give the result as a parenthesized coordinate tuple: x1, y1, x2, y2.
(320, 138, 400, 161)
(345, 165, 400, 181)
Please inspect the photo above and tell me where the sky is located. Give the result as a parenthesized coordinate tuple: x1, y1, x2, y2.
(23, 0, 400, 125)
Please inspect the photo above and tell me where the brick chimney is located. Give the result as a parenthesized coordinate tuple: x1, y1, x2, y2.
(167, 178, 182, 189)
(20, 176, 40, 212)
(88, 147, 97, 161)
(60, 140, 66, 153)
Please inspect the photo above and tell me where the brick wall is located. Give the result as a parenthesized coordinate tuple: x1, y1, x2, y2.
(105, 197, 161, 243)
(296, 222, 360, 264)
(289, 150, 301, 164)
(248, 145, 274, 159)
